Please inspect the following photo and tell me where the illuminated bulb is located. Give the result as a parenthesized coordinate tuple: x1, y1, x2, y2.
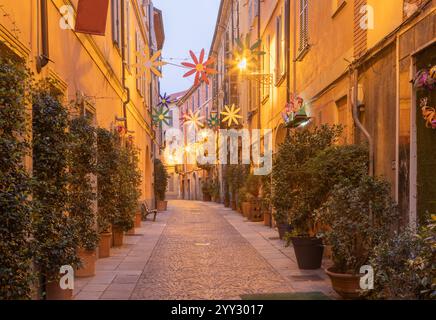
(238, 58, 247, 70)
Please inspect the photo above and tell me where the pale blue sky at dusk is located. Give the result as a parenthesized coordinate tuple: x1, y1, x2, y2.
(153, 0, 221, 95)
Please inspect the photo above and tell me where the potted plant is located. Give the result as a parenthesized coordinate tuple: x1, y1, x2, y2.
(112, 143, 141, 246)
(202, 180, 212, 201)
(32, 85, 79, 299)
(209, 179, 220, 203)
(96, 129, 119, 258)
(0, 59, 34, 299)
(261, 174, 272, 226)
(154, 159, 169, 211)
(245, 174, 262, 222)
(272, 125, 342, 261)
(69, 115, 99, 277)
(317, 176, 398, 299)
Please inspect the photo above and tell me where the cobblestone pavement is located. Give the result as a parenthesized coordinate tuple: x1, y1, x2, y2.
(74, 200, 336, 300)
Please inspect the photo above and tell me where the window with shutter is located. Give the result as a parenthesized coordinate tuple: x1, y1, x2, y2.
(112, 0, 121, 46)
(299, 0, 309, 53)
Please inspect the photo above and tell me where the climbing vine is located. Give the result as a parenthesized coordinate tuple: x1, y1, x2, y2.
(0, 58, 34, 299)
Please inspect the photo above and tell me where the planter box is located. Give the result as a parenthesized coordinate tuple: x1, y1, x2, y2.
(112, 226, 124, 247)
(156, 200, 168, 212)
(45, 281, 73, 300)
(76, 248, 96, 277)
(98, 232, 112, 258)
(203, 194, 211, 202)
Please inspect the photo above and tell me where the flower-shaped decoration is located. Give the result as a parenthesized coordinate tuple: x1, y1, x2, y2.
(158, 93, 173, 109)
(184, 110, 205, 130)
(221, 104, 243, 127)
(135, 48, 166, 81)
(207, 114, 220, 130)
(231, 35, 265, 73)
(413, 68, 435, 91)
(282, 94, 304, 123)
(182, 49, 217, 85)
(420, 98, 436, 129)
(152, 106, 171, 126)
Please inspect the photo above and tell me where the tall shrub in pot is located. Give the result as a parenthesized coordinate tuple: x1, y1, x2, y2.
(272, 125, 342, 249)
(0, 59, 34, 299)
(32, 84, 79, 299)
(69, 115, 99, 277)
(154, 158, 169, 211)
(317, 176, 398, 299)
(96, 129, 119, 257)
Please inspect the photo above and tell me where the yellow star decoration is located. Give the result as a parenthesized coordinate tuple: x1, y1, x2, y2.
(184, 110, 205, 130)
(134, 48, 167, 81)
(221, 104, 242, 127)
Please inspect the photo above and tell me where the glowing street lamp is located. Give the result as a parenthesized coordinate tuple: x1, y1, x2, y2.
(238, 57, 247, 71)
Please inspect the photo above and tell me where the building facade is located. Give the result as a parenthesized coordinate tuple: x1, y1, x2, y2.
(209, 0, 435, 227)
(0, 0, 164, 208)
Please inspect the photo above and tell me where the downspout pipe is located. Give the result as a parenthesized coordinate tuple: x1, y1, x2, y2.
(120, 0, 129, 131)
(351, 68, 374, 176)
(37, 0, 50, 72)
(285, 0, 291, 102)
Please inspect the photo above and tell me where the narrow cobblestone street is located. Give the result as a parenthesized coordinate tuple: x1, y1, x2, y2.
(74, 200, 336, 300)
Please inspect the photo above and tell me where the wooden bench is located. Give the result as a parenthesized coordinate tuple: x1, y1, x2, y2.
(141, 202, 158, 222)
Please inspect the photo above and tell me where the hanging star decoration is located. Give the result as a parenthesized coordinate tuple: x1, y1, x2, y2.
(135, 48, 167, 81)
(152, 106, 171, 126)
(221, 104, 243, 127)
(207, 114, 220, 130)
(231, 35, 265, 73)
(182, 49, 217, 85)
(158, 93, 173, 109)
(184, 110, 205, 130)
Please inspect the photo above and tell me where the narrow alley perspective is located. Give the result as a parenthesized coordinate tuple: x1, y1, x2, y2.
(75, 200, 334, 300)
(0, 0, 435, 315)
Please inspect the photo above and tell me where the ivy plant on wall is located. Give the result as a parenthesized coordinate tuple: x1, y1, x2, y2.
(32, 82, 79, 287)
(69, 115, 99, 251)
(0, 58, 34, 299)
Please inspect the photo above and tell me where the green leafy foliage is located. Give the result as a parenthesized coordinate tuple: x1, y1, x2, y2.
(32, 83, 79, 282)
(271, 125, 342, 227)
(96, 129, 119, 233)
(69, 116, 99, 251)
(0, 59, 34, 299)
(154, 158, 169, 201)
(113, 143, 141, 232)
(316, 176, 398, 274)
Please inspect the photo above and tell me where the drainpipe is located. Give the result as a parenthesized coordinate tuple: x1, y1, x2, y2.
(257, 0, 261, 130)
(120, 0, 129, 131)
(285, 0, 291, 102)
(37, 0, 50, 72)
(351, 68, 374, 176)
(292, 0, 297, 94)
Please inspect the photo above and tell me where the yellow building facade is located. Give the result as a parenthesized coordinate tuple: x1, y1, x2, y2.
(0, 0, 164, 208)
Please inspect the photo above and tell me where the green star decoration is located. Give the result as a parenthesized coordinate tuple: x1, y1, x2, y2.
(207, 114, 220, 129)
(152, 107, 171, 126)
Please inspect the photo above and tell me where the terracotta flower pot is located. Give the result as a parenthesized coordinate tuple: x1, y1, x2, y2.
(98, 232, 112, 258)
(156, 200, 168, 212)
(75, 248, 96, 277)
(291, 236, 324, 270)
(230, 200, 237, 211)
(242, 202, 251, 217)
(135, 211, 142, 228)
(127, 226, 136, 235)
(45, 281, 73, 300)
(249, 200, 263, 222)
(112, 226, 124, 247)
(325, 267, 362, 299)
(224, 199, 230, 207)
(263, 211, 271, 227)
(203, 194, 211, 202)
